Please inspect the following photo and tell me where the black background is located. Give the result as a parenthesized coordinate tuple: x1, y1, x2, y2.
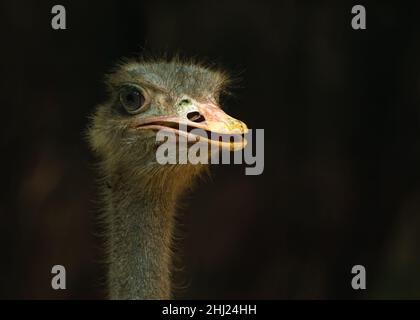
(1, 0, 420, 299)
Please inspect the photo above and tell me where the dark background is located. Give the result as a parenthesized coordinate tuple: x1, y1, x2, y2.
(1, 0, 420, 299)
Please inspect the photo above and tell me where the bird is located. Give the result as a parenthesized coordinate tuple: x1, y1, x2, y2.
(87, 57, 248, 299)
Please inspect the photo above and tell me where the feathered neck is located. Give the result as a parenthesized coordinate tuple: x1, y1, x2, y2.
(103, 163, 204, 299)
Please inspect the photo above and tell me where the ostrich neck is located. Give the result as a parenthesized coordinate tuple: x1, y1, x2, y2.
(105, 166, 187, 300)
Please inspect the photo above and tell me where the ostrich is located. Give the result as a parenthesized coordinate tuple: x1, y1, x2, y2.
(87, 58, 248, 299)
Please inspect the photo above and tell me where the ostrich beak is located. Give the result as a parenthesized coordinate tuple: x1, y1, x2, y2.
(132, 103, 248, 151)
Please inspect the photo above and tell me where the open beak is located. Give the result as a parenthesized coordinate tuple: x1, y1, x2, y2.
(132, 103, 248, 151)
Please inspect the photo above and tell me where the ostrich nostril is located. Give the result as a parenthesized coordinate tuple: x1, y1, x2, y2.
(187, 111, 206, 123)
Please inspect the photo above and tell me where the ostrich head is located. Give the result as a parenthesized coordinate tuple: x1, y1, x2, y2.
(88, 58, 248, 183)
(87, 58, 248, 299)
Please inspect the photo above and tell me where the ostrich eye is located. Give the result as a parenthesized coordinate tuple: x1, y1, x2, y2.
(119, 86, 145, 113)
